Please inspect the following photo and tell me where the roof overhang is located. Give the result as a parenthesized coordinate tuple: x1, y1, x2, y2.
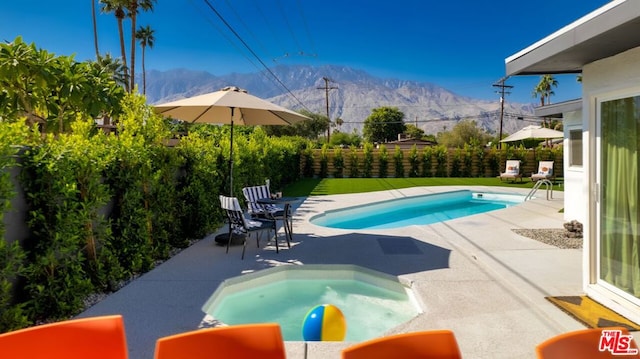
(506, 0, 640, 76)
(534, 99, 582, 118)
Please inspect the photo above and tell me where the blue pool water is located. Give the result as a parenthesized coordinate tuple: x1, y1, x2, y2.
(310, 190, 525, 230)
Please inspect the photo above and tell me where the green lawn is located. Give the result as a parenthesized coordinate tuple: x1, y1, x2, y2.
(284, 177, 563, 196)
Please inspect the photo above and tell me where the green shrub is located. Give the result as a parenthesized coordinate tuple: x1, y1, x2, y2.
(393, 146, 404, 178)
(362, 143, 374, 178)
(378, 145, 388, 178)
(408, 145, 419, 177)
(348, 145, 360, 178)
(421, 146, 434, 177)
(333, 147, 344, 178)
(435, 145, 448, 177)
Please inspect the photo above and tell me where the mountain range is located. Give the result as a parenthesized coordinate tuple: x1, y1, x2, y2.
(145, 65, 536, 136)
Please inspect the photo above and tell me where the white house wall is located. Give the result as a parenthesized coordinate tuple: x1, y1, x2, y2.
(582, 45, 640, 324)
(562, 110, 585, 224)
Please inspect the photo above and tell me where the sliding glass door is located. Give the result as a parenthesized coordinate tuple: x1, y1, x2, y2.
(598, 94, 640, 300)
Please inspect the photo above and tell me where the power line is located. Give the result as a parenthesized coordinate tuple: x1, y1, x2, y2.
(200, 0, 311, 112)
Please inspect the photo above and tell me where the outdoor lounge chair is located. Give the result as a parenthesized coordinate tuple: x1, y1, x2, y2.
(241, 184, 284, 218)
(535, 327, 640, 358)
(341, 330, 462, 359)
(242, 184, 291, 249)
(0, 315, 129, 359)
(219, 195, 276, 259)
(531, 160, 555, 182)
(154, 323, 286, 359)
(499, 159, 523, 182)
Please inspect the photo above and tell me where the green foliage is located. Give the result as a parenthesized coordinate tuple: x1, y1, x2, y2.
(434, 145, 448, 177)
(0, 121, 32, 331)
(393, 146, 404, 178)
(21, 121, 118, 320)
(462, 144, 473, 177)
(332, 147, 344, 178)
(0, 37, 125, 133)
(319, 144, 329, 178)
(329, 132, 361, 148)
(436, 120, 491, 148)
(348, 146, 360, 178)
(378, 145, 388, 178)
(264, 110, 328, 139)
(302, 144, 315, 178)
(408, 145, 420, 178)
(421, 147, 434, 177)
(363, 107, 406, 143)
(450, 149, 462, 177)
(362, 142, 374, 178)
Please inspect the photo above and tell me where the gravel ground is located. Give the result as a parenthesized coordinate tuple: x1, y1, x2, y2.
(512, 228, 583, 249)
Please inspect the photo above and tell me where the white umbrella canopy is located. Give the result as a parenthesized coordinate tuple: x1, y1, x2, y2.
(154, 86, 309, 126)
(153, 86, 310, 196)
(500, 125, 564, 143)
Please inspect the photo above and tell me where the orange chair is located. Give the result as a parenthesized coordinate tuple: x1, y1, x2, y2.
(341, 330, 462, 359)
(154, 323, 286, 359)
(0, 314, 128, 359)
(536, 327, 640, 358)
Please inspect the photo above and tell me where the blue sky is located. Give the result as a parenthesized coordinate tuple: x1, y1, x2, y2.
(2, 0, 608, 104)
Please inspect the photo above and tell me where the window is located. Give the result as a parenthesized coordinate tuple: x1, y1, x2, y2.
(569, 129, 583, 167)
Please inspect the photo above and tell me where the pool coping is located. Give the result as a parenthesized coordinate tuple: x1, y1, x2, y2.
(76, 185, 595, 359)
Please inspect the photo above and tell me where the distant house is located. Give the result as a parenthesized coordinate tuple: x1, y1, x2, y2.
(505, 0, 640, 323)
(385, 134, 436, 151)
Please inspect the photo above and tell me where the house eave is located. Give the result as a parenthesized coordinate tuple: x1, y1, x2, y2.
(534, 99, 582, 118)
(505, 0, 640, 76)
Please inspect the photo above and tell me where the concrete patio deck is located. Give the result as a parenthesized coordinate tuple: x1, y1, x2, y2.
(78, 185, 588, 359)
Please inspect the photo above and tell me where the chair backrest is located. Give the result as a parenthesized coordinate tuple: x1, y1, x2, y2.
(536, 327, 640, 358)
(0, 315, 128, 359)
(242, 185, 273, 214)
(537, 161, 554, 175)
(154, 323, 286, 359)
(219, 195, 248, 231)
(341, 330, 462, 359)
(505, 160, 521, 174)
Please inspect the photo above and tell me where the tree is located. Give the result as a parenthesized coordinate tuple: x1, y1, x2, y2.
(263, 110, 329, 139)
(533, 74, 558, 128)
(126, 0, 156, 92)
(135, 25, 155, 95)
(404, 124, 424, 140)
(101, 0, 129, 92)
(436, 119, 491, 148)
(91, 0, 100, 58)
(363, 107, 406, 143)
(0, 37, 125, 132)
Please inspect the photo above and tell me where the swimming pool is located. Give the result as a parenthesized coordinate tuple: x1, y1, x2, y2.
(310, 190, 526, 230)
(202, 265, 422, 341)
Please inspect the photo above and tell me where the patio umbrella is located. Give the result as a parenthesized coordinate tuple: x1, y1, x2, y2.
(154, 86, 309, 196)
(500, 125, 564, 143)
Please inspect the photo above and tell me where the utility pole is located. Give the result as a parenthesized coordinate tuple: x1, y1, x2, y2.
(317, 77, 338, 143)
(493, 77, 513, 149)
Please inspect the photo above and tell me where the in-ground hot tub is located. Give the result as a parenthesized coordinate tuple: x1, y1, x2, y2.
(202, 265, 422, 341)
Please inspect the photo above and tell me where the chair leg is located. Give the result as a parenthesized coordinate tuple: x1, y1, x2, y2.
(241, 234, 248, 260)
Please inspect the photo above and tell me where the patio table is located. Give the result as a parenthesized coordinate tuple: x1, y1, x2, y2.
(257, 196, 302, 245)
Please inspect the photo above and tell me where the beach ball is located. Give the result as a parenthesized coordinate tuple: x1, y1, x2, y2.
(302, 304, 347, 341)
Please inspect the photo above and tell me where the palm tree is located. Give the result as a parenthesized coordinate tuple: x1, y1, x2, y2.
(100, 0, 129, 92)
(127, 0, 156, 92)
(135, 25, 155, 95)
(532, 74, 558, 128)
(91, 0, 100, 58)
